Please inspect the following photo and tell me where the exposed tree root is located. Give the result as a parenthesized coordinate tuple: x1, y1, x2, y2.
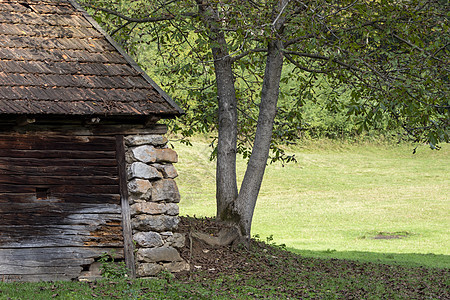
(191, 227, 240, 247)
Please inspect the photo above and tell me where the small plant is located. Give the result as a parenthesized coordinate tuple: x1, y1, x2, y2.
(266, 235, 287, 250)
(98, 251, 129, 279)
(157, 270, 174, 283)
(252, 234, 286, 250)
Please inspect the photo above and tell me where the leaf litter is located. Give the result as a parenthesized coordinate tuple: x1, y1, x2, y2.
(173, 216, 449, 299)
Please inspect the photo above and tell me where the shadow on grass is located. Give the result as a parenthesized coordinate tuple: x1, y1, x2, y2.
(287, 247, 450, 269)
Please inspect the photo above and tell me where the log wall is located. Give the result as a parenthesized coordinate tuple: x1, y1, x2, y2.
(0, 132, 123, 282)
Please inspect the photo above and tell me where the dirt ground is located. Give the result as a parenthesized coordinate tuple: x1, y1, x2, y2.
(173, 216, 450, 299)
(175, 216, 252, 280)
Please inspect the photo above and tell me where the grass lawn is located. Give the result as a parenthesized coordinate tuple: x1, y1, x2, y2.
(1, 233, 448, 299)
(1, 139, 448, 298)
(173, 137, 450, 268)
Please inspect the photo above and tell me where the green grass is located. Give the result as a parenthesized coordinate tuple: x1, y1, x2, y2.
(0, 278, 229, 299)
(288, 249, 449, 269)
(3, 138, 447, 299)
(173, 137, 450, 268)
(1, 241, 448, 299)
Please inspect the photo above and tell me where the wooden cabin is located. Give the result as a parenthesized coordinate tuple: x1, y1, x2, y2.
(0, 0, 184, 281)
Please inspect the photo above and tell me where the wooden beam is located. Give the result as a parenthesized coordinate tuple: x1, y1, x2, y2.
(0, 174, 118, 185)
(115, 135, 136, 279)
(0, 184, 119, 194)
(0, 158, 118, 167)
(0, 247, 123, 282)
(0, 165, 118, 177)
(0, 193, 120, 204)
(0, 124, 168, 136)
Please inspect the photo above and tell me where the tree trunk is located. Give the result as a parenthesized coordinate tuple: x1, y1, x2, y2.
(214, 50, 239, 221)
(198, 0, 287, 238)
(196, 1, 239, 221)
(235, 40, 284, 238)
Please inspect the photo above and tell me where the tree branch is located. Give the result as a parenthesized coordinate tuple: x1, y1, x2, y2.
(230, 48, 267, 62)
(283, 53, 331, 73)
(110, 20, 132, 36)
(81, 2, 197, 23)
(283, 50, 362, 72)
(284, 20, 383, 48)
(272, 0, 290, 29)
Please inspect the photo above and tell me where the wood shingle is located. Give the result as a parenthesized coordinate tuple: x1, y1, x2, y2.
(0, 0, 182, 117)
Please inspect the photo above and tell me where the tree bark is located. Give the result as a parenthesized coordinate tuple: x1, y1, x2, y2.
(214, 50, 239, 221)
(197, 0, 287, 238)
(234, 39, 284, 238)
(196, 1, 239, 222)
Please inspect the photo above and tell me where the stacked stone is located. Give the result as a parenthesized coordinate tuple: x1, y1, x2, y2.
(124, 135, 189, 277)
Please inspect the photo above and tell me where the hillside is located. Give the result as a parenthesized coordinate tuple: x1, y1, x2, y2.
(173, 216, 449, 299)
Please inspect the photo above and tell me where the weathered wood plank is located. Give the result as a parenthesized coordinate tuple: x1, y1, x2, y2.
(0, 247, 123, 260)
(0, 257, 94, 268)
(0, 184, 119, 194)
(0, 224, 119, 234)
(0, 158, 118, 167)
(0, 149, 115, 159)
(0, 135, 116, 150)
(0, 224, 123, 247)
(0, 124, 168, 136)
(116, 135, 136, 278)
(0, 175, 118, 186)
(0, 274, 74, 282)
(0, 205, 123, 247)
(0, 193, 36, 202)
(0, 213, 122, 226)
(0, 193, 120, 204)
(0, 235, 123, 248)
(0, 165, 118, 176)
(0, 247, 124, 282)
(0, 264, 83, 275)
(0, 203, 121, 214)
(0, 131, 127, 281)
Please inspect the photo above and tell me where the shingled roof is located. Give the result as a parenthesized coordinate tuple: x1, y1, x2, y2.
(0, 0, 183, 117)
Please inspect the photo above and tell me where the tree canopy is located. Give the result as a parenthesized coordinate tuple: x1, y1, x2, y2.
(81, 0, 449, 238)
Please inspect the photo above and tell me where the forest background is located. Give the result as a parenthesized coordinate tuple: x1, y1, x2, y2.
(80, 0, 449, 251)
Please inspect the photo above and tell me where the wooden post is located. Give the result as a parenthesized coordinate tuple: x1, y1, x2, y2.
(115, 135, 136, 278)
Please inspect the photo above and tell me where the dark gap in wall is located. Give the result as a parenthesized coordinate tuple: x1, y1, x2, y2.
(36, 187, 50, 200)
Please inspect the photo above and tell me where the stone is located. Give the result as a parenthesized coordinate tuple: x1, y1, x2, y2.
(131, 145, 157, 163)
(153, 163, 178, 179)
(131, 202, 179, 216)
(165, 203, 179, 215)
(127, 179, 151, 195)
(125, 150, 136, 164)
(151, 179, 180, 203)
(132, 215, 179, 232)
(136, 263, 164, 277)
(163, 261, 190, 273)
(128, 188, 152, 203)
(166, 233, 185, 248)
(127, 162, 162, 180)
(125, 135, 168, 147)
(133, 232, 164, 248)
(136, 247, 182, 263)
(154, 148, 178, 163)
